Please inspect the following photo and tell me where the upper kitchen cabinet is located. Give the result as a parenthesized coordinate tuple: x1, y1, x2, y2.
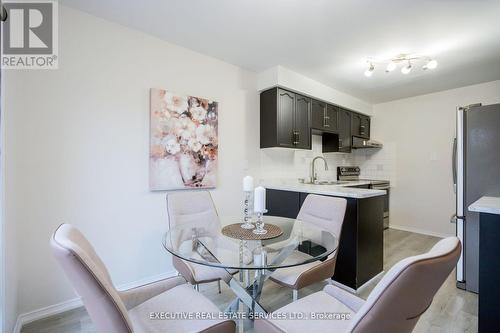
(311, 99, 327, 130)
(326, 104, 339, 131)
(338, 108, 352, 152)
(294, 94, 311, 149)
(351, 112, 370, 139)
(311, 100, 338, 132)
(260, 88, 311, 149)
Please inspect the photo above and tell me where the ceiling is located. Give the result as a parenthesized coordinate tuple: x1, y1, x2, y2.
(62, 0, 500, 103)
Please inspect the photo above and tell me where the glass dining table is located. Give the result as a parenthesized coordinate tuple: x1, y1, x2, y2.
(162, 215, 338, 315)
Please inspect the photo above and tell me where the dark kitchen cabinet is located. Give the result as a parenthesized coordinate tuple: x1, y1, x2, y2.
(266, 189, 384, 290)
(277, 89, 295, 148)
(325, 104, 339, 131)
(260, 88, 311, 149)
(260, 87, 370, 153)
(311, 100, 327, 130)
(265, 190, 301, 218)
(295, 94, 311, 149)
(352, 112, 370, 139)
(311, 101, 338, 132)
(338, 108, 352, 152)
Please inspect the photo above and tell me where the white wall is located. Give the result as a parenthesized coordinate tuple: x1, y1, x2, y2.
(2, 66, 19, 333)
(372, 80, 500, 236)
(257, 66, 373, 115)
(4, 5, 259, 319)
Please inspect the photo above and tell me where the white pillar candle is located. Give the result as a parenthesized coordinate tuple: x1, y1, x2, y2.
(254, 186, 266, 213)
(243, 175, 254, 192)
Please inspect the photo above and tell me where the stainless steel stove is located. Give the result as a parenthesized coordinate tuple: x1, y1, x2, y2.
(338, 166, 390, 229)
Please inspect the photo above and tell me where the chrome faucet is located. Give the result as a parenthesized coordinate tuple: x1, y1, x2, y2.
(311, 156, 329, 183)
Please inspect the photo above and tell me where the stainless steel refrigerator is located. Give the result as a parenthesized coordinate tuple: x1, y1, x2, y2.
(453, 103, 500, 293)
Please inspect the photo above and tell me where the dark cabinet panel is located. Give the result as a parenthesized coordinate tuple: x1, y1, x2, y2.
(311, 99, 326, 130)
(267, 189, 384, 290)
(260, 88, 311, 149)
(260, 87, 370, 152)
(351, 113, 362, 137)
(479, 213, 500, 332)
(356, 197, 384, 286)
(325, 104, 339, 131)
(338, 109, 352, 153)
(260, 88, 278, 148)
(311, 101, 338, 133)
(266, 189, 301, 219)
(361, 116, 370, 138)
(352, 112, 370, 139)
(295, 94, 311, 149)
(322, 132, 339, 153)
(277, 89, 296, 147)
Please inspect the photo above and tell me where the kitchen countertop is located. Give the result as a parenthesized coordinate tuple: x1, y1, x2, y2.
(261, 179, 386, 199)
(468, 196, 500, 215)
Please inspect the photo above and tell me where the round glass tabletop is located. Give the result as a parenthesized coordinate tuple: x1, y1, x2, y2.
(163, 215, 338, 270)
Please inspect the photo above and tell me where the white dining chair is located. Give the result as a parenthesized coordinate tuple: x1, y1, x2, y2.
(270, 194, 347, 301)
(256, 237, 461, 333)
(51, 224, 235, 333)
(166, 191, 237, 293)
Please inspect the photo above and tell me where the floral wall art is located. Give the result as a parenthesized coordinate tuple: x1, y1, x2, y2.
(150, 88, 218, 190)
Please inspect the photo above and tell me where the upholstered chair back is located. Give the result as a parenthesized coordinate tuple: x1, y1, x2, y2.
(297, 194, 347, 238)
(349, 237, 461, 333)
(166, 191, 220, 233)
(51, 224, 133, 333)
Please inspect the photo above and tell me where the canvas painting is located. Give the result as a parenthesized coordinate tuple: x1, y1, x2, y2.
(150, 88, 218, 190)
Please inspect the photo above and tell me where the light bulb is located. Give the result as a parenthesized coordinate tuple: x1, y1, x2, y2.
(401, 62, 412, 74)
(364, 63, 374, 77)
(386, 62, 397, 72)
(423, 59, 438, 70)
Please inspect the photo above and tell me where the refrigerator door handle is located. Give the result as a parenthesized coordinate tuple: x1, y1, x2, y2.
(452, 138, 457, 193)
(450, 214, 457, 224)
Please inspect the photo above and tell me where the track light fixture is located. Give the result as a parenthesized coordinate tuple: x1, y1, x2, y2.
(364, 63, 375, 77)
(364, 54, 438, 77)
(423, 59, 438, 70)
(386, 62, 397, 72)
(401, 61, 412, 74)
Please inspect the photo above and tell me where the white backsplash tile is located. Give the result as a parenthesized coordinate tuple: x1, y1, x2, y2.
(259, 135, 396, 184)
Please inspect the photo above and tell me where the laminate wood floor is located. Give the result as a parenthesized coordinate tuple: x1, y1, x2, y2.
(21, 229, 478, 333)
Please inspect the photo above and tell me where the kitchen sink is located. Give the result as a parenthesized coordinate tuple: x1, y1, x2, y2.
(303, 180, 351, 185)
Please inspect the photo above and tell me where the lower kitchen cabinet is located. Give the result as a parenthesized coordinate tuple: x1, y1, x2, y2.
(265, 189, 384, 290)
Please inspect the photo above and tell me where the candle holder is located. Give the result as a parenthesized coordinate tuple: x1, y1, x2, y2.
(253, 212, 268, 235)
(241, 191, 255, 229)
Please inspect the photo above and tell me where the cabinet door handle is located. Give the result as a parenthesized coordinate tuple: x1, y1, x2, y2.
(360, 125, 366, 135)
(293, 131, 299, 145)
(296, 131, 300, 145)
(324, 115, 330, 127)
(339, 139, 343, 149)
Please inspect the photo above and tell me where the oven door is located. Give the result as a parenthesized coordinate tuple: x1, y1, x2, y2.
(371, 184, 390, 229)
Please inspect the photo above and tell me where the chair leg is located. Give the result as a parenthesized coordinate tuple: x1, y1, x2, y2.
(218, 280, 222, 294)
(194, 284, 200, 292)
(293, 289, 298, 302)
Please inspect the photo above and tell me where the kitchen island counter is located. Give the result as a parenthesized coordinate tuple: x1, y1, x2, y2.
(262, 179, 386, 199)
(263, 185, 385, 291)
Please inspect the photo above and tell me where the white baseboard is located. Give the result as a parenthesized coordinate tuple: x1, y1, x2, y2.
(389, 224, 454, 239)
(13, 270, 177, 333)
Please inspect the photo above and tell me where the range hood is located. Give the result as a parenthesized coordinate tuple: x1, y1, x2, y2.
(352, 136, 383, 149)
